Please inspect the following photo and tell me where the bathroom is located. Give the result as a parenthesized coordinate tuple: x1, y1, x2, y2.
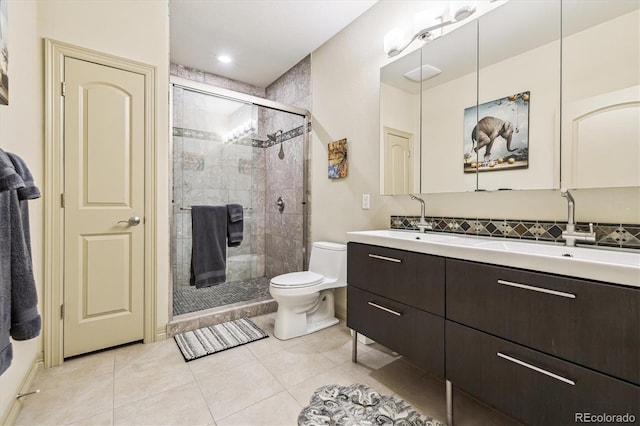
(1, 0, 638, 424)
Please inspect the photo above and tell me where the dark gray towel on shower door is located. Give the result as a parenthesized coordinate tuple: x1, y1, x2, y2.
(226, 204, 243, 247)
(190, 205, 227, 288)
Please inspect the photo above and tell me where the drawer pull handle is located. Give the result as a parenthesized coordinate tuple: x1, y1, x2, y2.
(368, 254, 402, 263)
(497, 352, 575, 386)
(497, 280, 576, 299)
(368, 301, 402, 316)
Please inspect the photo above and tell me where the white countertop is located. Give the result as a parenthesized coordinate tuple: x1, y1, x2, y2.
(346, 230, 640, 288)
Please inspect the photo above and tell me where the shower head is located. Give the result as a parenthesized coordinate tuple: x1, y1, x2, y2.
(267, 129, 283, 142)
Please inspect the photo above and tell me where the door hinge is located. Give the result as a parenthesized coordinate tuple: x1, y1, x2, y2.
(60, 193, 65, 208)
(61, 81, 66, 96)
(60, 304, 65, 320)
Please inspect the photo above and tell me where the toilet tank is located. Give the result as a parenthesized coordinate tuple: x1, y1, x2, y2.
(309, 241, 347, 283)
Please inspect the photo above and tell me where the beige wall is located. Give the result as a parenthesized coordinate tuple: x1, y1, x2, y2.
(312, 2, 640, 316)
(37, 0, 171, 336)
(0, 0, 169, 420)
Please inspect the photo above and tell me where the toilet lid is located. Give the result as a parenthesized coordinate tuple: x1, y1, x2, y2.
(271, 271, 324, 288)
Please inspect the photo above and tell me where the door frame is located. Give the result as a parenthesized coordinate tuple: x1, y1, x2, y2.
(44, 39, 158, 367)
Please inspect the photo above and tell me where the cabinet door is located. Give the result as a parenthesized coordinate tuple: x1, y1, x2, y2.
(347, 242, 445, 315)
(446, 259, 640, 384)
(347, 286, 444, 376)
(446, 321, 640, 426)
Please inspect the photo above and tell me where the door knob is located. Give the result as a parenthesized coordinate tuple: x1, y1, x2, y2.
(118, 216, 141, 226)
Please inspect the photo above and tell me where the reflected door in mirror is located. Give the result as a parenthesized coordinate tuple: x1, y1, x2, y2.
(561, 1, 639, 189)
(384, 127, 414, 194)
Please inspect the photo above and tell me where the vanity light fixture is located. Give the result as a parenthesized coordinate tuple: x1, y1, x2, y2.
(384, 1, 478, 58)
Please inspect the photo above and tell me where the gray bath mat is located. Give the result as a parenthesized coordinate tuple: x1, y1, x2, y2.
(174, 317, 268, 361)
(298, 383, 445, 426)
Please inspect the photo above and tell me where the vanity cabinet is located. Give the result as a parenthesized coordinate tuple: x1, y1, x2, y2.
(446, 321, 639, 426)
(346, 242, 445, 375)
(348, 286, 444, 376)
(446, 258, 640, 425)
(347, 242, 640, 425)
(446, 259, 640, 384)
(346, 242, 445, 315)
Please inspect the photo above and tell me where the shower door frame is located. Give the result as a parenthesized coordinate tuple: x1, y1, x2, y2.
(169, 75, 312, 320)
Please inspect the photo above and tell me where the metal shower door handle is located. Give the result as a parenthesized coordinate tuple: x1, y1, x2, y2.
(118, 216, 141, 226)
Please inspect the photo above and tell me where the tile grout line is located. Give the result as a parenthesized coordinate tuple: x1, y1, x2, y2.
(112, 349, 116, 422)
(186, 357, 217, 425)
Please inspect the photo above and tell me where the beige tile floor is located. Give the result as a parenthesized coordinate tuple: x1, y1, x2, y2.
(15, 313, 519, 425)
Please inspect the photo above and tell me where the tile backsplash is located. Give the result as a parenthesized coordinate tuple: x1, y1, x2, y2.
(390, 215, 640, 250)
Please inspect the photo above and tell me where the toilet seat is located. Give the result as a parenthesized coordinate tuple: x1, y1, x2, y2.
(270, 271, 324, 289)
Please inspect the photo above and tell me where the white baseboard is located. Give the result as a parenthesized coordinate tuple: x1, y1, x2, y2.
(1, 355, 42, 426)
(155, 326, 167, 341)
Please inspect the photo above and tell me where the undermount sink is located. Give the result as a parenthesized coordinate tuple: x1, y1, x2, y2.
(346, 229, 640, 287)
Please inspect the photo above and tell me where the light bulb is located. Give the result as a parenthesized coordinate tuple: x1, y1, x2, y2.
(383, 28, 405, 56)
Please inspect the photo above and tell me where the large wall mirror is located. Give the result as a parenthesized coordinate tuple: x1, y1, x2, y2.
(420, 18, 478, 193)
(380, 48, 422, 195)
(560, 0, 639, 189)
(476, 0, 560, 191)
(380, 0, 638, 195)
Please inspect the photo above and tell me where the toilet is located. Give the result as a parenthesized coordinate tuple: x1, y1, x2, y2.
(269, 241, 347, 340)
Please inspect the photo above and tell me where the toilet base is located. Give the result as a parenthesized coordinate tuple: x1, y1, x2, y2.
(307, 317, 340, 335)
(274, 315, 340, 340)
(272, 289, 341, 340)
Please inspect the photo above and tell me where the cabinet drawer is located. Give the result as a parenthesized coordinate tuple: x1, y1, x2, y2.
(347, 242, 445, 315)
(446, 259, 640, 384)
(347, 286, 444, 376)
(447, 321, 640, 426)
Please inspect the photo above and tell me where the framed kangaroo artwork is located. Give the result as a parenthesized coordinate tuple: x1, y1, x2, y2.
(463, 92, 530, 173)
(0, 0, 7, 105)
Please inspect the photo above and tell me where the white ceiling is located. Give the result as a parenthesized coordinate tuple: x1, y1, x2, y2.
(170, 0, 378, 88)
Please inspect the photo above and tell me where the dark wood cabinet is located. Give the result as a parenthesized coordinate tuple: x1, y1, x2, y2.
(447, 321, 640, 426)
(346, 242, 445, 376)
(346, 241, 640, 426)
(347, 242, 445, 316)
(446, 259, 640, 384)
(347, 286, 444, 376)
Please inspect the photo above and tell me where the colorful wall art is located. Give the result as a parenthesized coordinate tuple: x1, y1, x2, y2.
(463, 92, 530, 173)
(328, 138, 348, 179)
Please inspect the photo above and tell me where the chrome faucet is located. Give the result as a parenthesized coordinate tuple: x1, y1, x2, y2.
(560, 188, 596, 247)
(409, 194, 433, 233)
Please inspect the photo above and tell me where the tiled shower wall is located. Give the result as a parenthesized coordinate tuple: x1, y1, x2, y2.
(172, 86, 266, 287)
(264, 55, 312, 276)
(171, 57, 311, 291)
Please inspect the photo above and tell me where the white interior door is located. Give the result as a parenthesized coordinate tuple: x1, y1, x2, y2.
(63, 57, 145, 357)
(562, 86, 640, 188)
(384, 127, 414, 194)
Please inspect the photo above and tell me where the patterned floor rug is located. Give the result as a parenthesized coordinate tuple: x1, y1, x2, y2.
(298, 383, 445, 426)
(174, 317, 268, 361)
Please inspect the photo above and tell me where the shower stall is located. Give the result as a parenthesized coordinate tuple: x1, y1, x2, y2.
(170, 76, 310, 319)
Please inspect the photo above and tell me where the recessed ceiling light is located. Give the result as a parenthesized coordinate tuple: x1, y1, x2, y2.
(217, 55, 232, 64)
